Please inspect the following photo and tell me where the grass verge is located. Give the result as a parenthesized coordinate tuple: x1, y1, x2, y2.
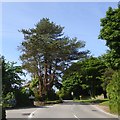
(74, 99, 108, 104)
(99, 100, 109, 106)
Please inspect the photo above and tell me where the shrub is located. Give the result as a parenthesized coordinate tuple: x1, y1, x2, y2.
(45, 89, 59, 101)
(56, 88, 72, 100)
(107, 70, 120, 115)
(14, 88, 34, 107)
(3, 92, 16, 108)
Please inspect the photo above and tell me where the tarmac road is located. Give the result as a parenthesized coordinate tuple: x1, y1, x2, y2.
(6, 100, 118, 120)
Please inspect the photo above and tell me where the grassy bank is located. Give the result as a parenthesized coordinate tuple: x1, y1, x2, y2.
(99, 100, 109, 106)
(99, 100, 119, 115)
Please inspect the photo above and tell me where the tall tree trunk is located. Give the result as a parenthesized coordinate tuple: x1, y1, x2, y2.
(38, 76, 42, 98)
(43, 61, 48, 95)
(36, 66, 43, 99)
(47, 65, 52, 91)
(103, 91, 107, 98)
(47, 63, 56, 90)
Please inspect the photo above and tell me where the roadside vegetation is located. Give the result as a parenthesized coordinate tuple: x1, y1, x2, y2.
(100, 100, 109, 107)
(58, 4, 120, 115)
(1, 3, 120, 119)
(74, 99, 109, 104)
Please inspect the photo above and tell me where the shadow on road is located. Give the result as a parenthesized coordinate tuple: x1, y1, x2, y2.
(5, 105, 49, 110)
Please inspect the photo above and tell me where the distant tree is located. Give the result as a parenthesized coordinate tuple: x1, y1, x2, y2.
(18, 18, 88, 100)
(61, 57, 106, 99)
(62, 72, 83, 99)
(81, 57, 106, 98)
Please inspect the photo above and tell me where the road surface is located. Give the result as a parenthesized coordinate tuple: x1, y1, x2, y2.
(6, 100, 118, 119)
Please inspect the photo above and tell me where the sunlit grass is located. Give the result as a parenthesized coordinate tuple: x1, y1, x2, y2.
(74, 99, 108, 104)
(99, 100, 109, 106)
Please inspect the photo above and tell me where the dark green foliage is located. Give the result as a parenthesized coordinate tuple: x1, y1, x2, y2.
(57, 88, 72, 100)
(14, 87, 33, 107)
(62, 72, 83, 99)
(99, 4, 120, 115)
(107, 70, 120, 114)
(99, 6, 120, 56)
(100, 68, 114, 98)
(3, 92, 16, 107)
(2, 56, 24, 96)
(45, 89, 59, 101)
(80, 57, 106, 98)
(1, 56, 26, 107)
(61, 57, 106, 99)
(1, 56, 33, 108)
(100, 50, 120, 70)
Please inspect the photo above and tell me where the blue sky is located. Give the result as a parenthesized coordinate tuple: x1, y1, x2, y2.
(2, 2, 118, 65)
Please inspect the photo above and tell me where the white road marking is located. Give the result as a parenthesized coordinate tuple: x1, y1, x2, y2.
(28, 105, 54, 118)
(74, 114, 78, 118)
(74, 114, 80, 120)
(28, 108, 39, 118)
(28, 113, 33, 118)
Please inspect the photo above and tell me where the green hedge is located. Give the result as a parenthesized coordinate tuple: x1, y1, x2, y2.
(107, 70, 120, 115)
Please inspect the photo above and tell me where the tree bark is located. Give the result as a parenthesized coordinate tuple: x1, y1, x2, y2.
(43, 61, 48, 95)
(103, 91, 107, 98)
